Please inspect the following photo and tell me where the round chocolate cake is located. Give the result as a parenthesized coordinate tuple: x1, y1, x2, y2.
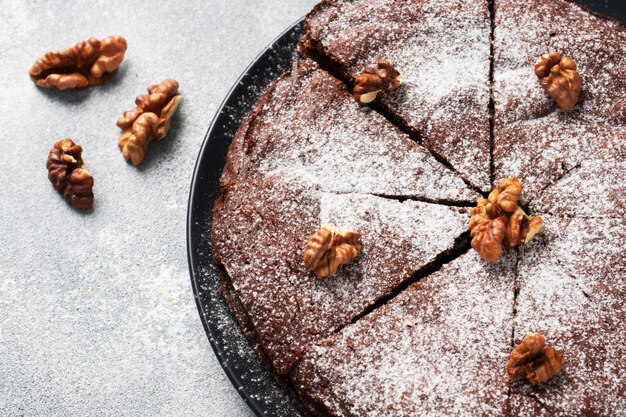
(212, 0, 626, 415)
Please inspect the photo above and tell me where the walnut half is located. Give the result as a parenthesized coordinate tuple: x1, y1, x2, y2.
(303, 225, 362, 277)
(29, 36, 127, 90)
(353, 60, 402, 104)
(507, 332, 565, 384)
(46, 139, 94, 210)
(534, 52, 581, 111)
(117, 79, 182, 165)
(468, 178, 543, 262)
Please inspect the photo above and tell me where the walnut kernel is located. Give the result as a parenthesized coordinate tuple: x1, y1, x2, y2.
(303, 225, 362, 277)
(468, 178, 543, 262)
(534, 52, 581, 110)
(507, 332, 565, 384)
(46, 139, 94, 210)
(117, 79, 182, 165)
(353, 60, 402, 103)
(29, 36, 127, 90)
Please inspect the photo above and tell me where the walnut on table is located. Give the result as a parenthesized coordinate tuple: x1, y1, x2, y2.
(468, 178, 543, 262)
(303, 225, 362, 278)
(534, 52, 581, 111)
(353, 60, 403, 104)
(46, 139, 94, 210)
(29, 36, 127, 90)
(507, 332, 565, 384)
(117, 79, 182, 165)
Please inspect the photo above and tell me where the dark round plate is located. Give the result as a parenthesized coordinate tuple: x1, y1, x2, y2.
(187, 4, 625, 416)
(186, 20, 304, 417)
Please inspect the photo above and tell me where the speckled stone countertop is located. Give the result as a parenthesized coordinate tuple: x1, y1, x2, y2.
(0, 1, 316, 415)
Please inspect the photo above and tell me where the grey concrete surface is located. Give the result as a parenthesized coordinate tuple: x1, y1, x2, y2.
(0, 0, 317, 415)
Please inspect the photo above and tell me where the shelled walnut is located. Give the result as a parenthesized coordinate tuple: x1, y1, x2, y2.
(303, 225, 362, 277)
(117, 79, 182, 165)
(468, 178, 543, 262)
(507, 332, 565, 384)
(46, 139, 94, 210)
(353, 60, 402, 103)
(29, 36, 127, 90)
(534, 52, 581, 110)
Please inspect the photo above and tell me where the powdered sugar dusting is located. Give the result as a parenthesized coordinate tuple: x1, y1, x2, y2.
(212, 181, 468, 376)
(223, 60, 478, 202)
(494, 116, 602, 202)
(305, 0, 492, 191)
(319, 192, 468, 270)
(512, 216, 626, 416)
(292, 251, 516, 416)
(530, 134, 625, 217)
(212, 1, 626, 415)
(493, 0, 626, 201)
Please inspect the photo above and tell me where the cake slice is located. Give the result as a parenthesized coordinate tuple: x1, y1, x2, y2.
(291, 251, 516, 417)
(221, 59, 478, 203)
(212, 181, 469, 378)
(493, 0, 626, 202)
(300, 0, 492, 192)
(510, 216, 626, 415)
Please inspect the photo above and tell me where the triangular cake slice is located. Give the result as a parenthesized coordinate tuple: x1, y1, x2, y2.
(212, 181, 468, 378)
(300, 0, 492, 191)
(511, 216, 626, 415)
(222, 59, 478, 203)
(292, 251, 516, 416)
(493, 0, 626, 202)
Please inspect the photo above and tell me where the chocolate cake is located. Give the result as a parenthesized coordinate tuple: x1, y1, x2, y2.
(492, 0, 626, 202)
(511, 216, 626, 415)
(210, 0, 626, 415)
(212, 180, 469, 378)
(529, 135, 625, 218)
(291, 252, 516, 416)
(221, 59, 478, 203)
(300, 0, 492, 192)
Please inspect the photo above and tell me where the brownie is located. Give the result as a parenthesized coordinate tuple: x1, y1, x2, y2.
(300, 0, 492, 192)
(493, 0, 626, 202)
(212, 181, 469, 378)
(221, 59, 478, 203)
(510, 216, 626, 416)
(291, 251, 516, 417)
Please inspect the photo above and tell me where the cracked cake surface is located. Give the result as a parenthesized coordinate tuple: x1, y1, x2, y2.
(221, 59, 478, 202)
(529, 134, 625, 218)
(212, 181, 468, 377)
(300, 0, 492, 192)
(493, 0, 626, 201)
(209, 0, 626, 415)
(291, 252, 516, 417)
(510, 216, 626, 416)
